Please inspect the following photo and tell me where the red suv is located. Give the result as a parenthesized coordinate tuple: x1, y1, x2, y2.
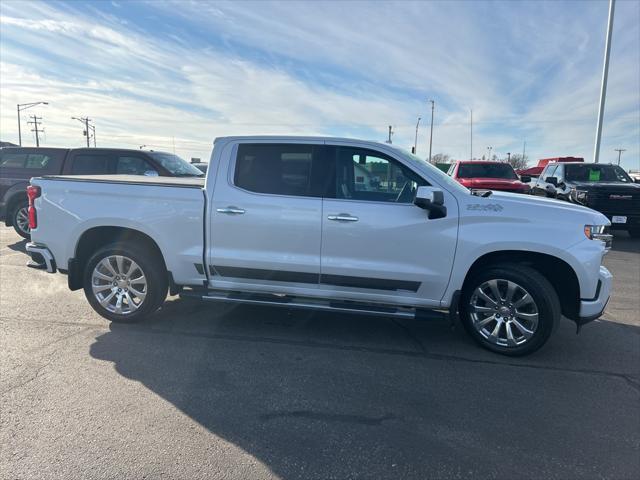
(448, 161, 531, 193)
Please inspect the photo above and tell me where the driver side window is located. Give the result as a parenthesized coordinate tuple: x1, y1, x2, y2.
(335, 147, 426, 203)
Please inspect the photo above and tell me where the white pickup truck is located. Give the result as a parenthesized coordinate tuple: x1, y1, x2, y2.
(26, 136, 613, 355)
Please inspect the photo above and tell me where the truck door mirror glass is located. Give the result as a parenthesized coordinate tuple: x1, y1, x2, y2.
(520, 175, 531, 183)
(414, 186, 447, 219)
(546, 176, 558, 186)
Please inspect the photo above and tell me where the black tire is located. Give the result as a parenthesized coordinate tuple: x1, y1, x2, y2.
(459, 264, 561, 356)
(11, 200, 30, 239)
(83, 242, 168, 323)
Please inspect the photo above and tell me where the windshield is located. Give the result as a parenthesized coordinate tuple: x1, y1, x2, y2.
(565, 164, 632, 183)
(457, 163, 517, 179)
(390, 146, 470, 195)
(148, 152, 204, 177)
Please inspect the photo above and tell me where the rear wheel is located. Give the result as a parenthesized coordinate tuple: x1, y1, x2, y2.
(460, 264, 560, 356)
(11, 201, 30, 239)
(83, 243, 168, 322)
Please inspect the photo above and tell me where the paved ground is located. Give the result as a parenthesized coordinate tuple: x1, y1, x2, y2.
(1, 227, 638, 480)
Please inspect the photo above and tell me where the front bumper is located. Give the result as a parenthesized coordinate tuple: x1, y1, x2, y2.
(578, 266, 612, 324)
(603, 213, 640, 230)
(25, 242, 57, 273)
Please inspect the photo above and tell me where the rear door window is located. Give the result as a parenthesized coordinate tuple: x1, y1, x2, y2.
(234, 144, 331, 197)
(70, 154, 112, 175)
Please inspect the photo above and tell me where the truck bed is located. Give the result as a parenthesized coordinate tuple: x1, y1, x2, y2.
(40, 174, 205, 188)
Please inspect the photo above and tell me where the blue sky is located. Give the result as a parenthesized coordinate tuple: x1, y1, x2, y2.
(1, 0, 638, 169)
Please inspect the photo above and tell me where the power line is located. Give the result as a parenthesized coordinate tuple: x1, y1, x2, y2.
(27, 115, 43, 147)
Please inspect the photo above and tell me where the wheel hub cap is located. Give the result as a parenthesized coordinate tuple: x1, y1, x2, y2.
(469, 279, 539, 348)
(91, 255, 147, 315)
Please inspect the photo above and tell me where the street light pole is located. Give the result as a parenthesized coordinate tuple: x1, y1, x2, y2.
(470, 108, 473, 160)
(614, 148, 626, 165)
(71, 116, 94, 147)
(413, 116, 421, 154)
(17, 101, 48, 146)
(428, 100, 434, 163)
(593, 0, 616, 163)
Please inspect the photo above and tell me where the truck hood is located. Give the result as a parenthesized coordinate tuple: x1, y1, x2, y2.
(459, 178, 527, 189)
(462, 190, 610, 226)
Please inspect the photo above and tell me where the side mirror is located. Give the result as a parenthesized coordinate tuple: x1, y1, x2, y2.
(634, 177, 640, 184)
(546, 176, 558, 186)
(414, 186, 447, 219)
(520, 175, 531, 183)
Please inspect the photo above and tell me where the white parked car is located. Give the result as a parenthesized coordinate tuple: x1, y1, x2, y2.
(26, 136, 613, 355)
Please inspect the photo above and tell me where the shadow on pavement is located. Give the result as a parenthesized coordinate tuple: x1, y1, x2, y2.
(7, 238, 27, 253)
(89, 298, 640, 479)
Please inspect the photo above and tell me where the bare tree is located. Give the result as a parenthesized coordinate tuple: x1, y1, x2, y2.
(505, 153, 529, 170)
(431, 153, 451, 164)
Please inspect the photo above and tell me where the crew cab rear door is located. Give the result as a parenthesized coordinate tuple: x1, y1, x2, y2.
(207, 141, 327, 292)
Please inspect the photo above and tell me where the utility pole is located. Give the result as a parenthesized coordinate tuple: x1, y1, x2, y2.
(522, 141, 526, 161)
(413, 117, 421, 154)
(428, 100, 435, 163)
(507, 152, 511, 163)
(17, 101, 48, 146)
(593, 0, 616, 163)
(487, 146, 493, 160)
(470, 108, 473, 160)
(71, 117, 94, 147)
(386, 125, 394, 144)
(614, 148, 626, 165)
(27, 115, 43, 147)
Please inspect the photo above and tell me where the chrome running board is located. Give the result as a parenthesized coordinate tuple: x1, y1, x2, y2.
(179, 290, 419, 319)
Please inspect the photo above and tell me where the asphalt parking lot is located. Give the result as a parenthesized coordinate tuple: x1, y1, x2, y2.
(1, 228, 638, 480)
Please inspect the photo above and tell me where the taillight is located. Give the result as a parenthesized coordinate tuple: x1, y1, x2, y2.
(27, 185, 41, 229)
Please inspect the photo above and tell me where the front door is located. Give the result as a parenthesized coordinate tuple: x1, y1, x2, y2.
(319, 145, 458, 306)
(208, 142, 328, 292)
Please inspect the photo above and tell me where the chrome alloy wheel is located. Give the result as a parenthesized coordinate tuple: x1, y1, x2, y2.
(15, 207, 30, 235)
(469, 279, 539, 347)
(91, 255, 147, 315)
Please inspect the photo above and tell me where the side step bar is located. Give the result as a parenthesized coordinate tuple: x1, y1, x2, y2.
(179, 289, 432, 319)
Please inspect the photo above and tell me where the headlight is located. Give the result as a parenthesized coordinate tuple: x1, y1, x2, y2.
(571, 188, 588, 204)
(584, 225, 612, 251)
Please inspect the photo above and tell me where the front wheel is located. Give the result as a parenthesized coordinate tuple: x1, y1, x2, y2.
(11, 201, 30, 239)
(83, 243, 168, 322)
(460, 264, 560, 356)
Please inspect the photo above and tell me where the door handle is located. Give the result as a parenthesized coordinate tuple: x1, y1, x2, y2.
(327, 214, 358, 222)
(217, 206, 245, 215)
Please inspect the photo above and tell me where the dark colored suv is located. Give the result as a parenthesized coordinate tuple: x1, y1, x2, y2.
(0, 147, 203, 238)
(531, 162, 640, 237)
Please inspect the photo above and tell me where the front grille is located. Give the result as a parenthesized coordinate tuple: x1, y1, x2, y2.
(587, 191, 640, 214)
